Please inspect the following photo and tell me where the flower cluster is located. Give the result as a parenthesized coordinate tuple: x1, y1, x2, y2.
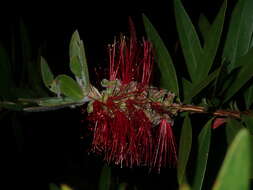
(86, 20, 179, 172)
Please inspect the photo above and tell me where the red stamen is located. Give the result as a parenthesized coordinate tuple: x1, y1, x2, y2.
(152, 119, 177, 172)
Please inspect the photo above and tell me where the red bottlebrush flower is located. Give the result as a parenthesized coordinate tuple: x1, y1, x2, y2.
(86, 18, 179, 172)
(152, 119, 177, 172)
(108, 18, 153, 86)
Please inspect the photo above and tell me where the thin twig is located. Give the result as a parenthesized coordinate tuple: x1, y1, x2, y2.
(172, 104, 245, 119)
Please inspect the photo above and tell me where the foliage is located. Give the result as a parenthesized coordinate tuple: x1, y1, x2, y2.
(143, 0, 253, 189)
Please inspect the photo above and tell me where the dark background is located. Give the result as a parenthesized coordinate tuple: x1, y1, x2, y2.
(2, 0, 231, 189)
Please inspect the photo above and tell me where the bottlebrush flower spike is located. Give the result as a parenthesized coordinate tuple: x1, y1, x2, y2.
(152, 119, 177, 172)
(86, 18, 180, 172)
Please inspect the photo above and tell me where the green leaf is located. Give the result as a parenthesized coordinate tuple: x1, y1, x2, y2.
(49, 183, 60, 190)
(174, 0, 203, 82)
(244, 85, 253, 109)
(179, 183, 192, 190)
(242, 114, 253, 135)
(41, 57, 54, 89)
(197, 0, 227, 81)
(212, 59, 228, 99)
(0, 101, 23, 111)
(250, 33, 253, 48)
(223, 48, 253, 103)
(35, 97, 77, 106)
(99, 165, 111, 190)
(118, 183, 127, 190)
(198, 14, 211, 42)
(185, 69, 219, 103)
(177, 114, 192, 185)
(193, 119, 212, 190)
(56, 74, 84, 101)
(70, 56, 82, 77)
(69, 30, 90, 94)
(242, 115, 253, 179)
(60, 184, 73, 190)
(222, 0, 253, 71)
(182, 78, 192, 103)
(212, 129, 251, 190)
(142, 14, 179, 95)
(225, 119, 244, 145)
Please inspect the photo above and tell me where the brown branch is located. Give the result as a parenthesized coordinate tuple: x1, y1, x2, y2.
(172, 104, 250, 119)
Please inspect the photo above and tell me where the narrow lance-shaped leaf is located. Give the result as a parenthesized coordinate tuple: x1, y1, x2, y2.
(56, 74, 84, 101)
(241, 114, 253, 179)
(182, 78, 192, 103)
(117, 183, 127, 190)
(244, 85, 253, 109)
(69, 30, 90, 94)
(212, 129, 251, 190)
(61, 184, 73, 190)
(222, 0, 253, 71)
(185, 69, 219, 103)
(142, 14, 179, 96)
(225, 118, 244, 145)
(197, 0, 227, 81)
(179, 183, 192, 190)
(212, 59, 228, 99)
(242, 115, 253, 135)
(49, 183, 60, 190)
(223, 47, 253, 103)
(174, 0, 203, 82)
(98, 165, 111, 190)
(250, 33, 253, 48)
(41, 56, 54, 90)
(0, 101, 23, 111)
(80, 40, 90, 91)
(198, 14, 211, 42)
(177, 114, 192, 185)
(244, 33, 253, 109)
(70, 56, 82, 77)
(193, 119, 212, 190)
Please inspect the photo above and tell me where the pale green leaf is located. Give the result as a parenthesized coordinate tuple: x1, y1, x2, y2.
(70, 56, 82, 77)
(41, 56, 54, 90)
(179, 183, 192, 190)
(212, 129, 251, 190)
(69, 30, 90, 94)
(242, 114, 253, 135)
(56, 74, 84, 101)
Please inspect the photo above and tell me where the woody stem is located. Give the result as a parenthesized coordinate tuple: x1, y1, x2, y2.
(170, 104, 248, 119)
